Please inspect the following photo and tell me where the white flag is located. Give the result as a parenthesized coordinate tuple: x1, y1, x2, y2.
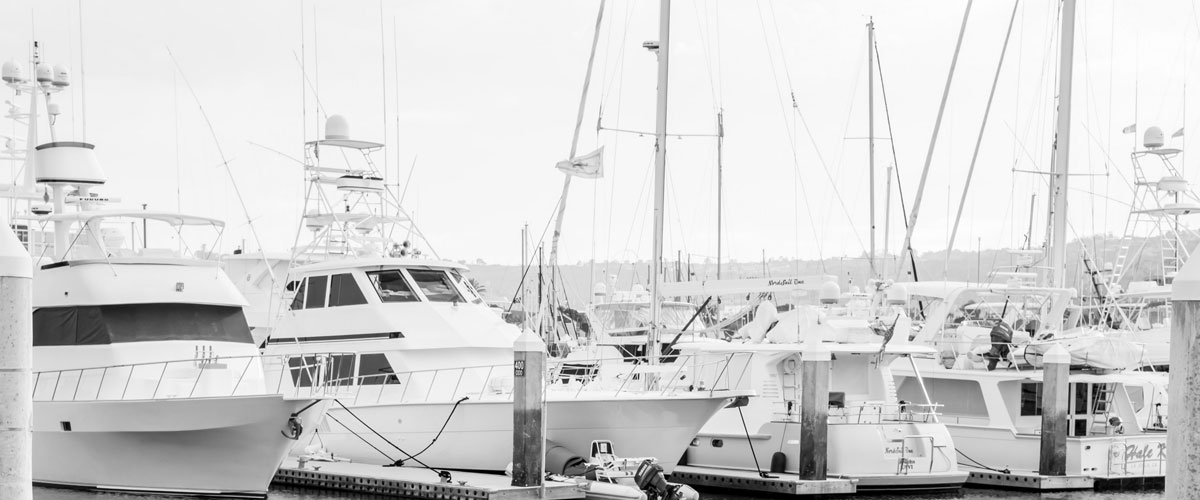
(555, 146, 604, 179)
(1173, 127, 1185, 138)
(1122, 123, 1136, 134)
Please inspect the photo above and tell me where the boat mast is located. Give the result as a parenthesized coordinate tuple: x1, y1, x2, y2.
(1046, 0, 1077, 289)
(867, 18, 877, 278)
(716, 110, 723, 280)
(649, 0, 671, 364)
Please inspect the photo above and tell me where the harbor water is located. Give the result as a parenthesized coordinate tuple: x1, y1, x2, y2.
(31, 485, 1166, 500)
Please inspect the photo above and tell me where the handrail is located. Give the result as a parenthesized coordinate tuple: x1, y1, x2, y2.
(32, 352, 356, 403)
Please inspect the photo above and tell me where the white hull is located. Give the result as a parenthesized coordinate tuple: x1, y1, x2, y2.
(313, 395, 735, 474)
(948, 425, 1167, 479)
(33, 395, 327, 498)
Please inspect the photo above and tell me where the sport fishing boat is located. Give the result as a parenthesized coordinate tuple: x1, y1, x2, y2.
(667, 278, 968, 491)
(894, 281, 1169, 487)
(261, 116, 747, 474)
(0, 47, 337, 498)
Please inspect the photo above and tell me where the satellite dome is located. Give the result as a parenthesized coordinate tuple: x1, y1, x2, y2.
(818, 280, 841, 304)
(52, 65, 69, 87)
(1, 61, 22, 83)
(886, 284, 909, 305)
(35, 63, 52, 84)
(1144, 126, 1164, 149)
(325, 115, 350, 140)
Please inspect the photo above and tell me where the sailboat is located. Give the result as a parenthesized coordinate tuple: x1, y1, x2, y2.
(0, 43, 336, 498)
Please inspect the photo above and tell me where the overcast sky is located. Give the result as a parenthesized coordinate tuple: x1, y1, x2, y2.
(1, 0, 1196, 268)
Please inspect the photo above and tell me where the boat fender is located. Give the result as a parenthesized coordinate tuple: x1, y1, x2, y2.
(281, 416, 303, 440)
(770, 451, 787, 473)
(546, 440, 589, 475)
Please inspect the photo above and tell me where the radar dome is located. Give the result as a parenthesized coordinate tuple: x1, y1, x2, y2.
(1, 61, 22, 83)
(325, 115, 350, 140)
(818, 280, 841, 304)
(52, 65, 69, 87)
(35, 64, 52, 84)
(1144, 126, 1164, 149)
(886, 284, 908, 305)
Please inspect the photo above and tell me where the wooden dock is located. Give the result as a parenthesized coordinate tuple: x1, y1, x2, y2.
(669, 465, 856, 495)
(965, 470, 1093, 491)
(274, 458, 585, 500)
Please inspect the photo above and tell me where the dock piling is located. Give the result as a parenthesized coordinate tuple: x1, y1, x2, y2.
(798, 345, 830, 481)
(1038, 344, 1069, 477)
(0, 219, 32, 500)
(512, 329, 546, 487)
(1169, 254, 1200, 498)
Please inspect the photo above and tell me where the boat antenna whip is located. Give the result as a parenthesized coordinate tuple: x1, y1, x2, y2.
(166, 46, 275, 285)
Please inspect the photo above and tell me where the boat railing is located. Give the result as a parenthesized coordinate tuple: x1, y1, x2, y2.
(827, 402, 943, 425)
(334, 352, 755, 406)
(32, 353, 357, 402)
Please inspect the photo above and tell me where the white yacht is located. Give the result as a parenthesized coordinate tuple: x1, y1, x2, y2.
(0, 49, 336, 498)
(670, 279, 967, 491)
(893, 281, 1169, 485)
(260, 116, 747, 474)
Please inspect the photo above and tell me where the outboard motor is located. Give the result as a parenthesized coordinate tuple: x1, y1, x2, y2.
(634, 460, 697, 500)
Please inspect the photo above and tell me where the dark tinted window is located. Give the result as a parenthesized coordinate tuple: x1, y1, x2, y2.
(305, 275, 328, 309)
(368, 270, 419, 302)
(409, 269, 464, 302)
(358, 353, 399, 385)
(289, 279, 306, 310)
(33, 304, 253, 345)
(329, 273, 367, 307)
(1020, 382, 1042, 416)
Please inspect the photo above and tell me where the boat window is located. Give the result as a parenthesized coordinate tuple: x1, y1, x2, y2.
(449, 270, 485, 304)
(329, 273, 368, 307)
(897, 377, 988, 418)
(408, 269, 465, 302)
(289, 279, 306, 310)
(358, 353, 400, 385)
(1126, 385, 1145, 413)
(1073, 383, 1090, 415)
(1020, 382, 1043, 416)
(368, 270, 420, 302)
(305, 275, 328, 309)
(33, 304, 254, 345)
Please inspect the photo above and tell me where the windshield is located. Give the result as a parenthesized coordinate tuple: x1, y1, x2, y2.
(591, 303, 705, 336)
(367, 270, 420, 302)
(407, 269, 466, 302)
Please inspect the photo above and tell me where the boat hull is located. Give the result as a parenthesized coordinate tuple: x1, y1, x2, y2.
(314, 394, 737, 474)
(32, 395, 327, 498)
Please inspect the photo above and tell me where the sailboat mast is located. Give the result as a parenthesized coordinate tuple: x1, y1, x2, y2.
(649, 0, 671, 364)
(1047, 0, 1077, 289)
(716, 110, 724, 280)
(868, 18, 877, 277)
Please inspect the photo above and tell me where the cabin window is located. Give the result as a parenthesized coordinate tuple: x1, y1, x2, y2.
(368, 270, 420, 302)
(329, 273, 368, 307)
(306, 275, 328, 309)
(897, 377, 988, 418)
(1020, 382, 1042, 416)
(358, 353, 400, 385)
(1126, 385, 1145, 413)
(33, 304, 253, 345)
(409, 269, 465, 302)
(449, 270, 485, 304)
(1073, 383, 1090, 415)
(289, 279, 306, 310)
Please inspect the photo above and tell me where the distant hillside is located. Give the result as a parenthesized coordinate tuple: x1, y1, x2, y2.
(460, 233, 1196, 308)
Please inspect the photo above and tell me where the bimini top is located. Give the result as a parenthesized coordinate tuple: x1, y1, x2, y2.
(40, 210, 225, 228)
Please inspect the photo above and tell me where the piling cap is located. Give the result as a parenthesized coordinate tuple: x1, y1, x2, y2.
(514, 328, 546, 352)
(1042, 343, 1071, 365)
(1174, 243, 1200, 301)
(0, 215, 31, 278)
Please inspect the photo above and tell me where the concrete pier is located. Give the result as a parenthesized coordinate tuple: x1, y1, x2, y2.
(0, 219, 32, 500)
(1038, 344, 1070, 476)
(798, 345, 830, 481)
(1169, 254, 1200, 499)
(511, 329, 546, 488)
